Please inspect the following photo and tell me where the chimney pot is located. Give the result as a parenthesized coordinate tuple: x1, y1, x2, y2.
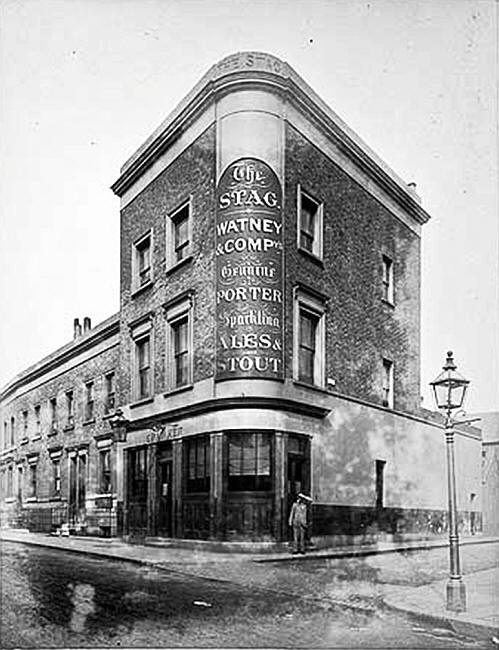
(83, 316, 91, 333)
(73, 318, 82, 339)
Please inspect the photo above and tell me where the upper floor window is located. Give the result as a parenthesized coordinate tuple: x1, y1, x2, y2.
(382, 358, 394, 408)
(294, 289, 326, 387)
(34, 405, 41, 437)
(10, 416, 15, 447)
(50, 397, 57, 432)
(297, 187, 323, 259)
(228, 432, 271, 492)
(3, 421, 7, 449)
(7, 465, 13, 498)
(132, 231, 152, 291)
(85, 381, 94, 421)
(382, 255, 394, 304)
(167, 201, 191, 268)
(165, 295, 193, 391)
(22, 410, 28, 439)
(105, 371, 116, 413)
(136, 336, 151, 400)
(66, 390, 74, 426)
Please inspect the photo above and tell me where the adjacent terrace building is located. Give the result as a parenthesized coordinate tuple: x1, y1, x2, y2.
(0, 52, 482, 545)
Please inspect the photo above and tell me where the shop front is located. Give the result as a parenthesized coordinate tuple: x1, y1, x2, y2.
(123, 430, 310, 542)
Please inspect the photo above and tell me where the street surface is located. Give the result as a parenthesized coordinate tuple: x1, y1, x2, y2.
(1, 540, 497, 648)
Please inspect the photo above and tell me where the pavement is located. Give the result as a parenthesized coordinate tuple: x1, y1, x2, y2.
(1, 527, 498, 642)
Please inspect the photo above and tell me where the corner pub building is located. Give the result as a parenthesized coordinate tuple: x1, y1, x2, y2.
(0, 52, 482, 546)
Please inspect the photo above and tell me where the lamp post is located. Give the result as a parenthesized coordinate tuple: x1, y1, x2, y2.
(108, 408, 128, 443)
(430, 351, 470, 612)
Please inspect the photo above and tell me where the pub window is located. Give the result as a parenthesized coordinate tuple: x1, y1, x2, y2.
(129, 447, 148, 500)
(228, 432, 271, 492)
(105, 371, 116, 413)
(294, 289, 326, 387)
(297, 187, 323, 259)
(34, 405, 41, 437)
(167, 201, 191, 267)
(85, 381, 94, 421)
(185, 435, 210, 493)
(99, 448, 112, 494)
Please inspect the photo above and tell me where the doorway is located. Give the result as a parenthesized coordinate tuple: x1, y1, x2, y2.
(68, 452, 87, 524)
(157, 443, 173, 537)
(286, 435, 310, 539)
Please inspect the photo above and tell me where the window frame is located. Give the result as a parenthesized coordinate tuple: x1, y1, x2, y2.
(166, 199, 192, 269)
(99, 448, 112, 494)
(297, 186, 323, 260)
(164, 294, 193, 392)
(10, 416, 15, 447)
(52, 458, 61, 498)
(185, 434, 210, 493)
(132, 230, 153, 293)
(49, 397, 58, 433)
(85, 380, 95, 421)
(65, 390, 74, 427)
(104, 371, 116, 414)
(130, 315, 154, 403)
(293, 288, 326, 388)
(226, 431, 272, 492)
(382, 254, 394, 305)
(28, 462, 37, 499)
(382, 358, 394, 409)
(34, 405, 41, 438)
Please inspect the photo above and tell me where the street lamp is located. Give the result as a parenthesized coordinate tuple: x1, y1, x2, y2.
(108, 409, 128, 443)
(430, 351, 470, 612)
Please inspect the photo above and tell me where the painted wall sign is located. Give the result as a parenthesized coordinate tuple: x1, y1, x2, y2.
(216, 158, 284, 380)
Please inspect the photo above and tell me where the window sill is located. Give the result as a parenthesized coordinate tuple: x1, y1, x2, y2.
(4, 497, 16, 504)
(47, 429, 58, 437)
(63, 424, 75, 432)
(131, 280, 153, 298)
(293, 379, 328, 395)
(83, 418, 96, 426)
(166, 254, 193, 275)
(164, 383, 194, 398)
(298, 247, 324, 267)
(31, 435, 42, 442)
(26, 497, 38, 503)
(102, 410, 116, 420)
(130, 396, 154, 409)
(49, 496, 61, 501)
(20, 437, 29, 446)
(381, 299, 395, 309)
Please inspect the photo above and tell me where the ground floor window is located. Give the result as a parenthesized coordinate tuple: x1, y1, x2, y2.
(129, 446, 148, 501)
(28, 464, 37, 498)
(185, 435, 210, 493)
(52, 459, 61, 498)
(99, 449, 112, 494)
(228, 432, 271, 491)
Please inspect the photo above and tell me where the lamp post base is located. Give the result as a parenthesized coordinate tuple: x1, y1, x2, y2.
(446, 578, 466, 612)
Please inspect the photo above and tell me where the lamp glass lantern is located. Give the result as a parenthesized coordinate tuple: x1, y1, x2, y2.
(430, 351, 470, 414)
(109, 409, 128, 443)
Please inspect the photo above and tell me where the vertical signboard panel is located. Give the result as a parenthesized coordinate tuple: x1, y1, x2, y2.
(216, 158, 283, 381)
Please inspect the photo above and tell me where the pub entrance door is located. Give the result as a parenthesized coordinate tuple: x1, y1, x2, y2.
(156, 443, 173, 537)
(286, 435, 310, 538)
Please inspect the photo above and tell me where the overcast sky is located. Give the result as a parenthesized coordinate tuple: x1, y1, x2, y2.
(1, 0, 497, 413)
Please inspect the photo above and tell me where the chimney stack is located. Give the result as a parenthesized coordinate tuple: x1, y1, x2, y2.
(73, 318, 82, 339)
(83, 316, 91, 334)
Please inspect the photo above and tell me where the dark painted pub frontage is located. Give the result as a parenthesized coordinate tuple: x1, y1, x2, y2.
(124, 431, 310, 542)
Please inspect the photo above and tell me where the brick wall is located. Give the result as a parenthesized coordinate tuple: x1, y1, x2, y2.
(284, 125, 421, 413)
(118, 126, 217, 404)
